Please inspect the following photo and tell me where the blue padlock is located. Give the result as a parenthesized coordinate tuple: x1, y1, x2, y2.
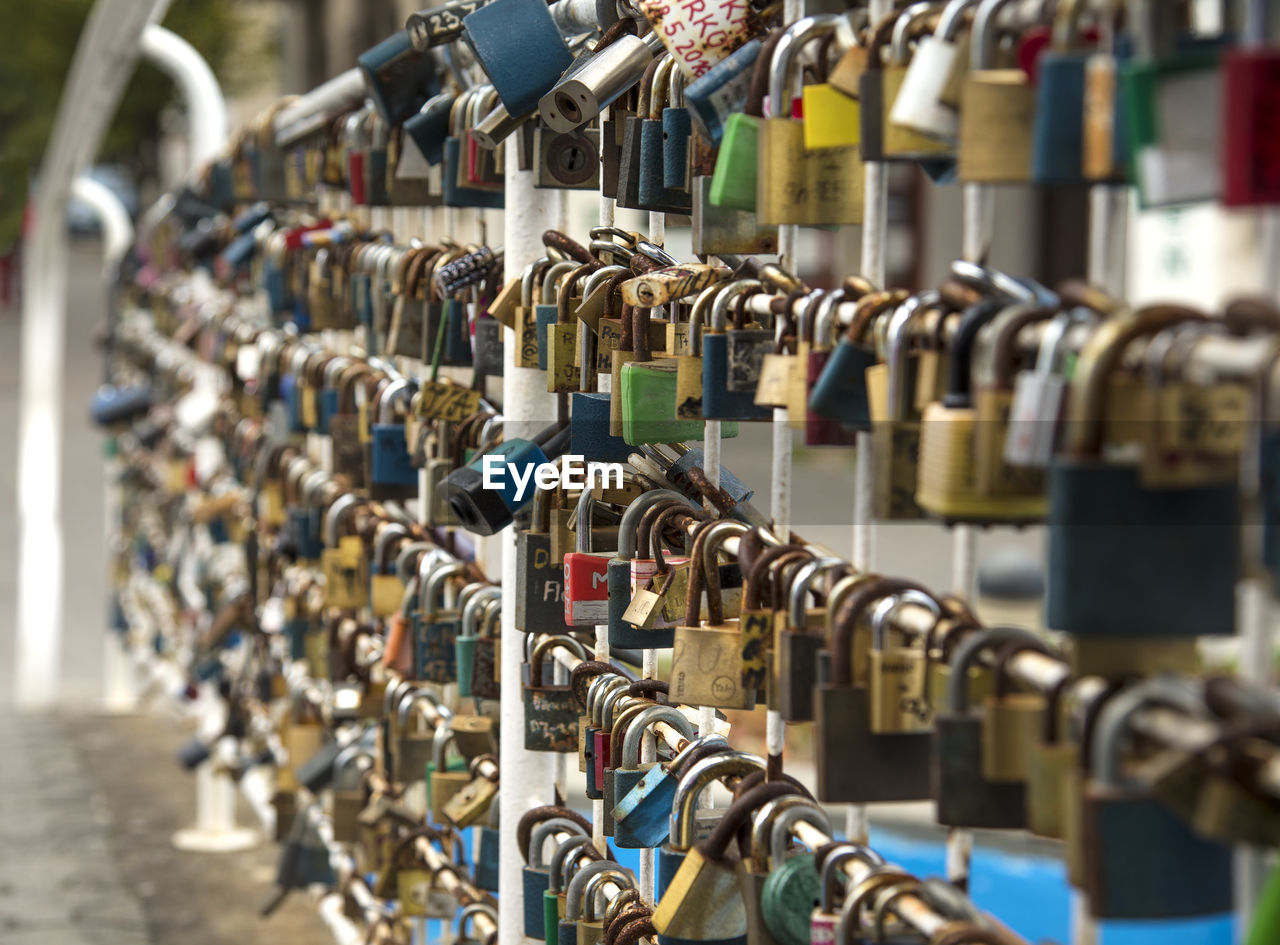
(686, 40, 762, 147)
(357, 30, 440, 125)
(570, 392, 632, 464)
(405, 91, 457, 166)
(440, 422, 571, 535)
(370, 379, 420, 496)
(464, 0, 573, 118)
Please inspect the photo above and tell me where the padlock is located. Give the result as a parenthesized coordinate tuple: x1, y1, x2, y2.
(517, 485, 570, 631)
(809, 844, 886, 945)
(1083, 677, 1234, 918)
(442, 88, 506, 209)
(539, 260, 582, 371)
(757, 16, 864, 226)
(525, 636, 590, 751)
(734, 792, 811, 945)
(867, 590, 941, 734)
(413, 559, 465, 683)
(442, 753, 500, 827)
(670, 521, 755, 710)
(463, 0, 573, 117)
(369, 378, 420, 500)
(459, 904, 500, 945)
(357, 29, 440, 126)
(686, 39, 762, 146)
(564, 863, 633, 945)
(320, 494, 370, 610)
(441, 421, 571, 534)
(622, 311, 715, 446)
(546, 832, 595, 944)
(970, 301, 1055, 508)
(652, 774, 780, 945)
(709, 32, 783, 211)
(1030, 0, 1092, 186)
(581, 676, 625, 797)
(610, 706, 697, 849)
(563, 489, 615, 628)
(863, 5, 954, 163)
(815, 577, 936, 802)
(525, 816, 591, 938)
(609, 490, 700, 649)
(539, 31, 663, 132)
(808, 290, 906, 438)
(393, 689, 442, 783)
(867, 293, 932, 520)
(958, 0, 1035, 183)
(405, 91, 457, 167)
(656, 749, 764, 901)
(916, 296, 1026, 523)
(759, 803, 832, 945)
(636, 62, 692, 212)
(578, 869, 635, 945)
(1003, 306, 1098, 470)
(889, 0, 977, 143)
(702, 280, 771, 421)
(1223, 8, 1280, 206)
(1023, 677, 1074, 839)
(428, 726, 471, 823)
(933, 627, 1053, 829)
(1119, 1, 1225, 206)
(772, 552, 840, 720)
(329, 745, 374, 843)
(456, 585, 503, 697)
(980, 644, 1048, 784)
(514, 257, 553, 369)
(1046, 306, 1238, 638)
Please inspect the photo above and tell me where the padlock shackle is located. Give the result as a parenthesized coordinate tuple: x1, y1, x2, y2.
(324, 492, 367, 547)
(1062, 305, 1207, 456)
(891, 2, 945, 65)
(870, 589, 941, 651)
(835, 866, 916, 945)
(583, 867, 635, 922)
(523, 255, 554, 307)
(573, 486, 598, 553)
(458, 902, 498, 941)
(479, 597, 502, 638)
(332, 744, 375, 789)
(702, 780, 803, 863)
(567, 861, 631, 920)
(971, 0, 1024, 68)
(1092, 675, 1207, 789)
(813, 288, 850, 349)
(669, 750, 765, 850)
(620, 703, 696, 768)
(529, 816, 588, 869)
(983, 302, 1054, 390)
(942, 625, 1051, 714)
(769, 800, 831, 867)
(590, 675, 630, 726)
(824, 572, 878, 636)
(687, 519, 749, 626)
(377, 376, 412, 424)
(885, 291, 939, 421)
(421, 559, 466, 615)
(548, 833, 596, 892)
(787, 555, 845, 629)
(944, 296, 1013, 404)
(397, 686, 449, 729)
(543, 259, 581, 305)
(830, 577, 930, 686)
(395, 541, 437, 584)
(529, 634, 590, 683)
(461, 584, 502, 635)
(601, 686, 636, 730)
(769, 15, 858, 117)
(373, 523, 410, 571)
(618, 489, 697, 560)
(432, 722, 459, 768)
(937, 0, 980, 40)
(688, 280, 730, 356)
(748, 794, 818, 868)
(819, 843, 886, 911)
(710, 279, 763, 332)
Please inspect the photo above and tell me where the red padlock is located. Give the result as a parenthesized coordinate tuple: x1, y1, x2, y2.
(1223, 45, 1280, 207)
(563, 490, 612, 627)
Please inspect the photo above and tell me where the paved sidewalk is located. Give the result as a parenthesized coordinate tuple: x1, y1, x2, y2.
(0, 710, 326, 945)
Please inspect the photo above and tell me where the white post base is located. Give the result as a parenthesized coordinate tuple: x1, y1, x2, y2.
(172, 747, 259, 853)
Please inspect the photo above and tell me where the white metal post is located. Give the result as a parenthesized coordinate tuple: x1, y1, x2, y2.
(500, 137, 566, 945)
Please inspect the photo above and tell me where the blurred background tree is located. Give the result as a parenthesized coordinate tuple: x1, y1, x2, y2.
(0, 0, 252, 249)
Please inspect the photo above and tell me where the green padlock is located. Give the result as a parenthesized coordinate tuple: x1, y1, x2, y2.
(710, 31, 783, 211)
(620, 308, 739, 445)
(760, 803, 831, 945)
